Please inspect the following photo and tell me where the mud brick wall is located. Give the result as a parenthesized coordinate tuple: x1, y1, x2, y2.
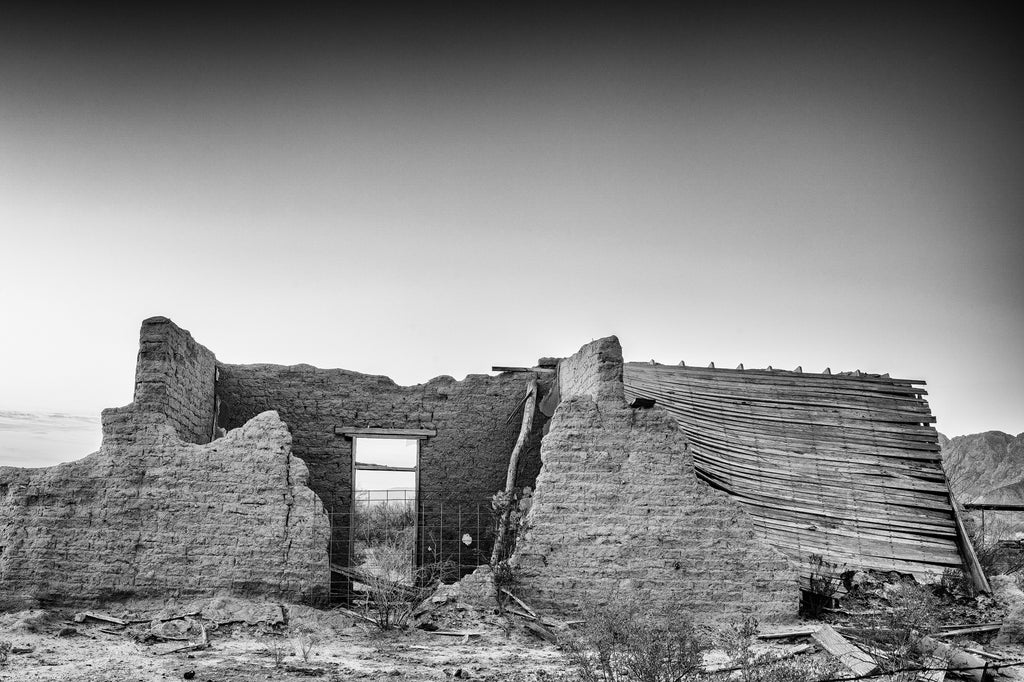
(215, 364, 550, 568)
(0, 411, 330, 607)
(558, 335, 625, 402)
(512, 337, 798, 624)
(132, 316, 217, 445)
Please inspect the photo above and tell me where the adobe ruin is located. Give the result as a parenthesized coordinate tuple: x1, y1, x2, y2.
(0, 316, 981, 621)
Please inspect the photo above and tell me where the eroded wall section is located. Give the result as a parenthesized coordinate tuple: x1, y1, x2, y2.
(132, 316, 217, 445)
(0, 319, 329, 607)
(512, 337, 798, 623)
(216, 363, 551, 569)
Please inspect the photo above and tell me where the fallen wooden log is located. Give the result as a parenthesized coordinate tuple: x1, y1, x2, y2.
(523, 621, 559, 644)
(933, 623, 1003, 639)
(939, 622, 1004, 631)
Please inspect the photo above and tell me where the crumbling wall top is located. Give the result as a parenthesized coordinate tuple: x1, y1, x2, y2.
(557, 335, 624, 403)
(102, 317, 217, 447)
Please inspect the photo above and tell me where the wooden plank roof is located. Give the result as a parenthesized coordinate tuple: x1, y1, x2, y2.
(623, 362, 988, 591)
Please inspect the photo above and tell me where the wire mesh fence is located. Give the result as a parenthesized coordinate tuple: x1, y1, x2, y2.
(325, 490, 497, 602)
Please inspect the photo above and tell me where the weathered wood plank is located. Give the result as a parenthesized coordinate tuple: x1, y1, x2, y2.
(812, 625, 877, 676)
(335, 427, 437, 438)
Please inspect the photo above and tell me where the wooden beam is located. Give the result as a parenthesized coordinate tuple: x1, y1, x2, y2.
(950, 498, 992, 594)
(932, 623, 1002, 638)
(963, 503, 1024, 511)
(491, 366, 555, 373)
(335, 427, 436, 438)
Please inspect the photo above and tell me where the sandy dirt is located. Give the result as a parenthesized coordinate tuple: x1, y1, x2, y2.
(0, 600, 575, 682)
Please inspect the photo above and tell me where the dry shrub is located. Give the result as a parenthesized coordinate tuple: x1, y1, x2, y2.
(848, 582, 941, 682)
(264, 636, 287, 667)
(356, 541, 454, 630)
(800, 554, 844, 618)
(564, 594, 705, 682)
(566, 603, 842, 682)
(292, 632, 317, 662)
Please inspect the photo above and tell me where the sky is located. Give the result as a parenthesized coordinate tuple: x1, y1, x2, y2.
(1, 5, 1022, 468)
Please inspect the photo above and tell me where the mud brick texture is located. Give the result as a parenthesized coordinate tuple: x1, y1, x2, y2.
(0, 410, 329, 608)
(557, 335, 625, 402)
(0, 319, 329, 607)
(215, 363, 551, 566)
(512, 337, 798, 624)
(132, 316, 217, 445)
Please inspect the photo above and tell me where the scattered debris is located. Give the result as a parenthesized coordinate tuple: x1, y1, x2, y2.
(73, 610, 127, 626)
(157, 621, 210, 656)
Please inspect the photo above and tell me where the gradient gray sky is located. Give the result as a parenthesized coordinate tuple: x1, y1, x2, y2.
(2, 5, 1022, 466)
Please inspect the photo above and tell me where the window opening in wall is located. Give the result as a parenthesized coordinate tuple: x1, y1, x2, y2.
(351, 437, 419, 583)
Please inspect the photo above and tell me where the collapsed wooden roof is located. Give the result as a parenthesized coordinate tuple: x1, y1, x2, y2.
(623, 361, 988, 592)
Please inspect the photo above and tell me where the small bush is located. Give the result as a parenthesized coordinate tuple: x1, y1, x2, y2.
(292, 632, 317, 662)
(356, 545, 454, 631)
(849, 582, 941, 682)
(939, 567, 974, 597)
(264, 637, 287, 667)
(800, 554, 843, 618)
(565, 595, 705, 682)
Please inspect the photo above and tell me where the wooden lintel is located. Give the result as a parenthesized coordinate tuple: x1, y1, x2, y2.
(335, 427, 436, 439)
(491, 366, 556, 373)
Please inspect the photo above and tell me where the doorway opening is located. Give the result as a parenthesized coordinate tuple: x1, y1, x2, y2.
(350, 437, 419, 583)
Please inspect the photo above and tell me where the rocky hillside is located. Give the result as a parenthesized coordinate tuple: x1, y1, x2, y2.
(940, 431, 1024, 542)
(940, 430, 1024, 504)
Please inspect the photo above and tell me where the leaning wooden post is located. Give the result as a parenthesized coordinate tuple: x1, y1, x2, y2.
(491, 376, 538, 569)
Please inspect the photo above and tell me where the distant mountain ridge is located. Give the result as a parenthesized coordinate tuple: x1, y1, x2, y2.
(940, 430, 1024, 505)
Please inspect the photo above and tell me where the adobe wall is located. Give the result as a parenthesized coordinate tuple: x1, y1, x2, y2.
(0, 320, 330, 607)
(131, 316, 217, 445)
(215, 364, 551, 568)
(512, 337, 799, 624)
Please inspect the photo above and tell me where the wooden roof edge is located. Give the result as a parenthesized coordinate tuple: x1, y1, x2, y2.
(626, 361, 927, 386)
